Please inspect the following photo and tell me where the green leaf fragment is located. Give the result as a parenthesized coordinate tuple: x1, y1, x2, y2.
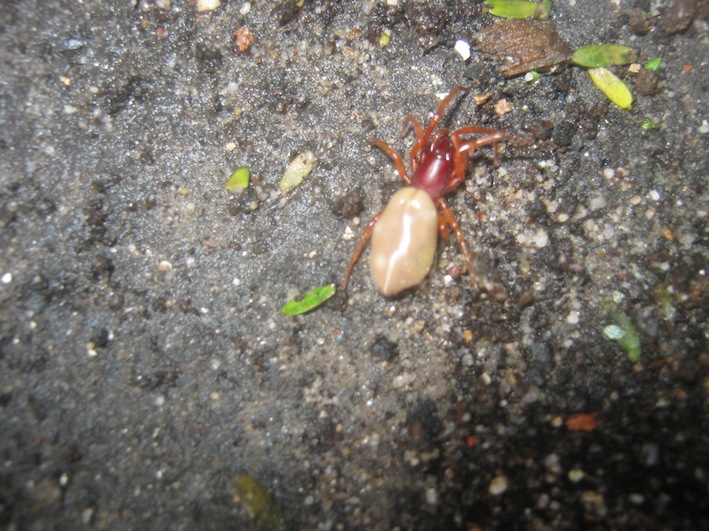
(281, 284, 336, 315)
(486, 0, 547, 19)
(535, 1, 552, 20)
(233, 475, 286, 531)
(604, 304, 642, 362)
(379, 29, 391, 47)
(572, 45, 637, 67)
(225, 166, 251, 191)
(641, 119, 655, 130)
(588, 67, 633, 110)
(279, 151, 317, 193)
(644, 57, 661, 71)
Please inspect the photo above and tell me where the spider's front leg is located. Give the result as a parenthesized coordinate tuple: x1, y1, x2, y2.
(369, 138, 411, 185)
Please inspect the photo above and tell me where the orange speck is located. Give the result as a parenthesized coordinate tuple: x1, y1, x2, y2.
(682, 64, 693, 73)
(236, 26, 254, 53)
(566, 412, 599, 431)
(494, 98, 515, 116)
(466, 435, 477, 448)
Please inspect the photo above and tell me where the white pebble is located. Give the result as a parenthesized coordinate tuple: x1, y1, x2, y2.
(589, 194, 607, 211)
(568, 469, 585, 482)
(454, 40, 471, 61)
(567, 311, 580, 325)
(489, 475, 508, 495)
(1, 272, 11, 284)
(533, 228, 548, 248)
(196, 0, 221, 12)
(603, 324, 624, 339)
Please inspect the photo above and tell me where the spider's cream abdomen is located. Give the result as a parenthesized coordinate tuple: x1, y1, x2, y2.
(369, 187, 438, 296)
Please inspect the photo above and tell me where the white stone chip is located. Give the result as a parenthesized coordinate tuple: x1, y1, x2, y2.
(454, 40, 471, 61)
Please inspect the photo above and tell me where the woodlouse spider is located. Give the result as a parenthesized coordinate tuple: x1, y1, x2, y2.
(341, 86, 524, 296)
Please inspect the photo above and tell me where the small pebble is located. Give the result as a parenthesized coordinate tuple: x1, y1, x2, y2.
(454, 40, 471, 61)
(533, 228, 548, 248)
(196, 0, 221, 12)
(568, 469, 585, 482)
(589, 194, 607, 211)
(489, 475, 508, 496)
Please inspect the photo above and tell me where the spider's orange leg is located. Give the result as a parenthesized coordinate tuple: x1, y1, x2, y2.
(421, 86, 470, 148)
(454, 125, 531, 168)
(437, 214, 450, 240)
(340, 208, 384, 292)
(437, 197, 478, 289)
(369, 138, 411, 185)
(450, 128, 512, 189)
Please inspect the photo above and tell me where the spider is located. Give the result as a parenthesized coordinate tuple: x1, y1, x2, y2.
(341, 85, 524, 296)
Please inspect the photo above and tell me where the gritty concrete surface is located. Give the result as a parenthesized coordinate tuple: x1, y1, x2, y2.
(1, 0, 708, 529)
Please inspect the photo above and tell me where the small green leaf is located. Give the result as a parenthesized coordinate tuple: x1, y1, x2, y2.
(281, 284, 336, 315)
(279, 151, 317, 193)
(535, 1, 552, 20)
(644, 57, 661, 71)
(572, 45, 637, 67)
(225, 167, 250, 191)
(485, 0, 543, 19)
(641, 119, 655, 130)
(604, 304, 642, 362)
(232, 475, 286, 531)
(588, 67, 633, 110)
(379, 29, 391, 47)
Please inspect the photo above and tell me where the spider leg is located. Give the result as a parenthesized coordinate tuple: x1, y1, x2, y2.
(340, 208, 384, 292)
(402, 115, 424, 170)
(450, 128, 511, 187)
(437, 214, 450, 240)
(437, 197, 478, 289)
(369, 138, 411, 185)
(421, 86, 470, 150)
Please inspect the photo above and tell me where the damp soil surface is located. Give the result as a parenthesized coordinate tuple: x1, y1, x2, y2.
(1, 1, 708, 529)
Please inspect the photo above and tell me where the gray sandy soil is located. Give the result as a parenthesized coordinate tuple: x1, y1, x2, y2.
(1, 0, 708, 529)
